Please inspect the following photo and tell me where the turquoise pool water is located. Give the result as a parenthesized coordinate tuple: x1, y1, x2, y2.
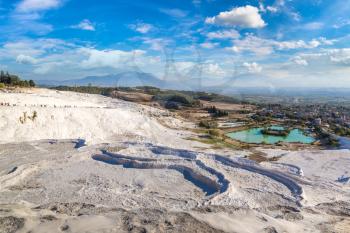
(227, 127, 315, 144)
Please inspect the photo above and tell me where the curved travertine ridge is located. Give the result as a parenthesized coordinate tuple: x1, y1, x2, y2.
(143, 144, 303, 201)
(147, 144, 304, 201)
(210, 154, 304, 202)
(92, 150, 227, 197)
(93, 144, 303, 203)
(263, 162, 305, 177)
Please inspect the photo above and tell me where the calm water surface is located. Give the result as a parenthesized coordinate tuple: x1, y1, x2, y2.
(227, 127, 315, 144)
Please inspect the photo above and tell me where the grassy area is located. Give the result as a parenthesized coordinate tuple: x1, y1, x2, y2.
(186, 126, 247, 150)
(186, 136, 238, 149)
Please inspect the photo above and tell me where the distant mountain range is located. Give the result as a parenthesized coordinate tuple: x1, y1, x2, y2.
(37, 72, 168, 88)
(37, 71, 350, 97)
(37, 71, 238, 92)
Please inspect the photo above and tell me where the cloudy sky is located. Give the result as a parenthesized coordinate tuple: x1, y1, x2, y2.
(1, 0, 350, 88)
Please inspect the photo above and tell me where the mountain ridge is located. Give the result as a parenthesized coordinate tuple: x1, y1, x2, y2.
(37, 71, 168, 88)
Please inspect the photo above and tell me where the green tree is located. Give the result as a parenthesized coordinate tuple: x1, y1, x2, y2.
(29, 80, 35, 87)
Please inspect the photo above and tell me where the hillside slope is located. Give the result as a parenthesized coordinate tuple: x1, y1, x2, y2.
(0, 88, 188, 145)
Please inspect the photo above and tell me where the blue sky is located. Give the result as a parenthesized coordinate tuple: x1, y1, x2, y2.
(1, 0, 350, 88)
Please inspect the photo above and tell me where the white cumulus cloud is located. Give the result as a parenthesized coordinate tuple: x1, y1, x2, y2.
(303, 22, 324, 30)
(207, 29, 240, 40)
(243, 62, 262, 73)
(290, 49, 350, 67)
(228, 35, 335, 56)
(72, 19, 95, 31)
(79, 48, 146, 69)
(159, 8, 188, 18)
(16, 0, 61, 12)
(266, 6, 278, 13)
(202, 63, 227, 77)
(200, 42, 218, 49)
(142, 38, 171, 51)
(328, 49, 350, 65)
(129, 23, 154, 34)
(174, 61, 226, 77)
(33, 62, 60, 74)
(0, 39, 69, 58)
(205, 5, 266, 28)
(291, 56, 308, 66)
(16, 54, 38, 64)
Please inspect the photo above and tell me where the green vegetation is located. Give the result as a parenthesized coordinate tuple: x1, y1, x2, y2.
(261, 128, 290, 137)
(314, 126, 340, 147)
(153, 92, 201, 109)
(332, 125, 350, 137)
(206, 106, 228, 117)
(208, 129, 221, 137)
(51, 85, 246, 106)
(53, 85, 244, 109)
(178, 90, 247, 104)
(251, 114, 270, 123)
(52, 85, 203, 108)
(328, 138, 340, 147)
(198, 120, 218, 129)
(53, 86, 116, 95)
(187, 136, 237, 149)
(135, 86, 160, 95)
(19, 111, 38, 124)
(129, 87, 244, 104)
(0, 71, 35, 87)
(29, 111, 38, 121)
(164, 101, 180, 110)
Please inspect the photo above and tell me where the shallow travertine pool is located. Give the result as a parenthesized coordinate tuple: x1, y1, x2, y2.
(227, 126, 315, 144)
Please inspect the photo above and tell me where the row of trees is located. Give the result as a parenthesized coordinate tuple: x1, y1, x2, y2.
(53, 85, 114, 95)
(0, 71, 35, 87)
(206, 106, 229, 117)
